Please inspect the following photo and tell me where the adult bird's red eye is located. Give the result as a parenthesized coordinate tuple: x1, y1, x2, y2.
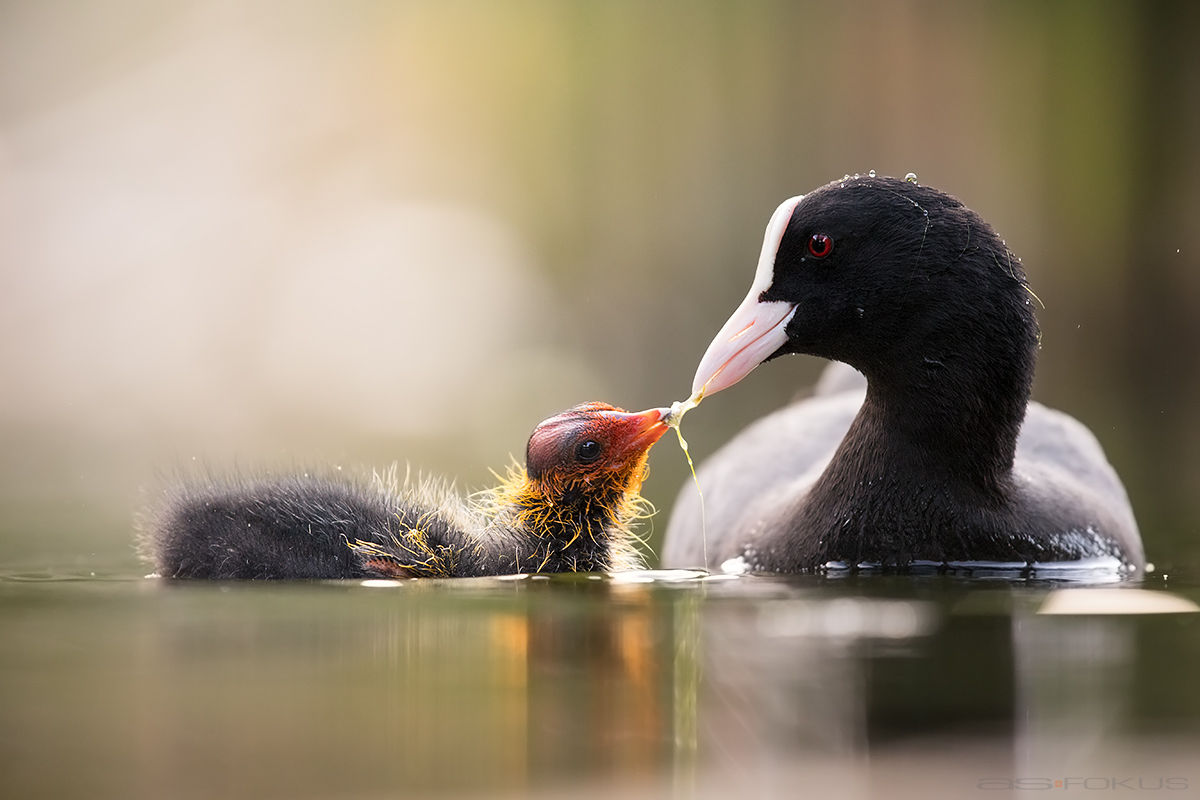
(807, 233, 833, 258)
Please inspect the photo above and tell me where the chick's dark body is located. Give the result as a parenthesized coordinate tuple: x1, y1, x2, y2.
(144, 404, 667, 579)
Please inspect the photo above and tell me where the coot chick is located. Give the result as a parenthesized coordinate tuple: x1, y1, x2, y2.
(142, 403, 669, 579)
(663, 175, 1145, 573)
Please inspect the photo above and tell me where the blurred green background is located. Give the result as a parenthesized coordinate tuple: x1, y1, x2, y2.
(1, 0, 1198, 573)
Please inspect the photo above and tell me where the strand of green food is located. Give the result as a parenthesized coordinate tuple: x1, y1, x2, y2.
(666, 388, 707, 571)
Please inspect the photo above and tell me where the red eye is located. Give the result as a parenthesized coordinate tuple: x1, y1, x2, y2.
(807, 233, 833, 258)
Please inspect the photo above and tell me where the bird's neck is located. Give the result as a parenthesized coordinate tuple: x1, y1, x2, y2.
(845, 261, 1038, 495)
(857, 362, 1030, 492)
(793, 329, 1036, 566)
(482, 467, 647, 572)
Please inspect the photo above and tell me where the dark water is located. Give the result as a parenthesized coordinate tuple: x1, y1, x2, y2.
(3, 563, 1198, 799)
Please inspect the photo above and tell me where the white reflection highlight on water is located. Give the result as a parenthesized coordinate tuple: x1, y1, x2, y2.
(823, 556, 1129, 582)
(609, 569, 708, 584)
(758, 598, 936, 640)
(1039, 588, 1200, 615)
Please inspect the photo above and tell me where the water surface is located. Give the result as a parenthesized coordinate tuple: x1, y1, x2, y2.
(2, 563, 1198, 799)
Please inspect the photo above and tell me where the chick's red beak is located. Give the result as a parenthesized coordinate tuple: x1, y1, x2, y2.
(602, 407, 670, 461)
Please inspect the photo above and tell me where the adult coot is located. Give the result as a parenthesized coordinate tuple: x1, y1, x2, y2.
(663, 175, 1145, 573)
(143, 403, 668, 579)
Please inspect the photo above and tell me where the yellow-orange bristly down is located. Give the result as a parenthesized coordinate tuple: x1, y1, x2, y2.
(474, 451, 656, 571)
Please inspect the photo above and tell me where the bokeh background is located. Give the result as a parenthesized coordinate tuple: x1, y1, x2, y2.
(1, 0, 1198, 573)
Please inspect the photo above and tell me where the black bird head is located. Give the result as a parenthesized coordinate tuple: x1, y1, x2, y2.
(692, 175, 1038, 397)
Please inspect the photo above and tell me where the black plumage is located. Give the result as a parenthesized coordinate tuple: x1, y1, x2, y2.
(142, 403, 668, 579)
(664, 175, 1145, 573)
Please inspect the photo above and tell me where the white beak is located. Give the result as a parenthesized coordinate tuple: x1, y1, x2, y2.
(692, 195, 805, 396)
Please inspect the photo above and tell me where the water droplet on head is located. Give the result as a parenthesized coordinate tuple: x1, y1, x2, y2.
(868, 169, 876, 177)
(905, 172, 918, 183)
(843, 174, 851, 181)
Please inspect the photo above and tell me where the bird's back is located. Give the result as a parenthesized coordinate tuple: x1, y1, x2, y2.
(141, 471, 471, 579)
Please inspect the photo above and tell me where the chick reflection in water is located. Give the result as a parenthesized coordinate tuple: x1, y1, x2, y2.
(141, 403, 668, 579)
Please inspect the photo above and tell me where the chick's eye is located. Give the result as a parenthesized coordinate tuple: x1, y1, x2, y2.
(575, 440, 602, 463)
(807, 233, 833, 258)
